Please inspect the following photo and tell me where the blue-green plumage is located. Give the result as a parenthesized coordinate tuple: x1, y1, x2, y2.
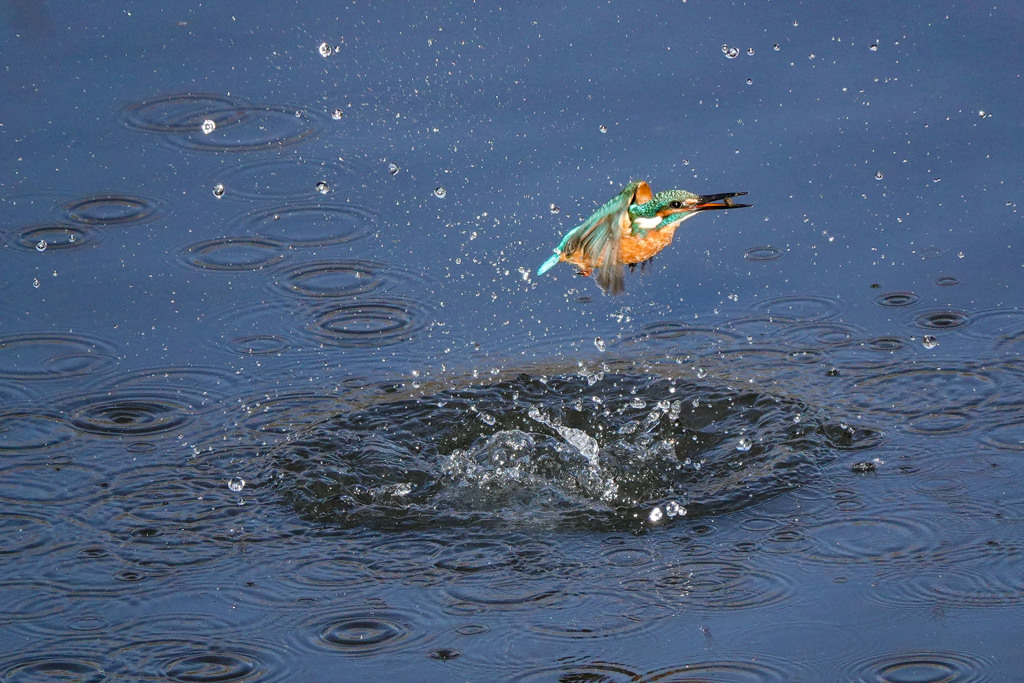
(537, 180, 750, 295)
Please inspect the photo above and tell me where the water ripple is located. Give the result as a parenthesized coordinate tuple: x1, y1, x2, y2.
(273, 259, 424, 299)
(66, 392, 194, 436)
(182, 236, 288, 271)
(306, 297, 428, 348)
(10, 223, 98, 252)
(802, 511, 940, 564)
(0, 410, 73, 452)
(743, 244, 785, 261)
(637, 657, 794, 682)
(64, 193, 163, 227)
(752, 294, 842, 321)
(111, 638, 286, 683)
(231, 203, 372, 248)
(213, 156, 363, 202)
(641, 559, 796, 610)
(843, 649, 993, 682)
(312, 609, 423, 657)
(0, 332, 118, 381)
(848, 364, 995, 416)
(513, 661, 641, 682)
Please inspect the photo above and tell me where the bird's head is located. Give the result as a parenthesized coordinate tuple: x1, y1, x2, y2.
(634, 189, 752, 230)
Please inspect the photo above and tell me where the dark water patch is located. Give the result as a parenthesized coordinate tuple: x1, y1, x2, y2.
(10, 223, 98, 252)
(0, 410, 73, 453)
(743, 244, 785, 261)
(272, 258, 424, 300)
(183, 236, 288, 271)
(0, 332, 118, 381)
(212, 156, 362, 202)
(231, 203, 372, 248)
(273, 369, 870, 531)
(64, 193, 162, 227)
(914, 308, 971, 330)
(752, 294, 842, 321)
(843, 649, 993, 682)
(875, 291, 920, 307)
(306, 297, 428, 348)
(122, 92, 321, 152)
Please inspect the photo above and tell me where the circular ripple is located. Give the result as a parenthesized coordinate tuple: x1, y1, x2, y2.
(226, 334, 288, 356)
(213, 157, 361, 202)
(803, 513, 937, 564)
(624, 322, 744, 352)
(914, 309, 971, 330)
(11, 223, 98, 251)
(904, 411, 971, 435)
(445, 573, 566, 611)
(183, 237, 287, 271)
(0, 463, 102, 505)
(1, 655, 106, 683)
(743, 245, 785, 261)
(645, 559, 795, 610)
(849, 365, 994, 415)
(170, 104, 321, 153)
(774, 321, 867, 347)
(113, 639, 280, 683)
(981, 422, 1024, 451)
(874, 567, 1024, 609)
(513, 661, 641, 682)
(752, 294, 842, 321)
(307, 298, 426, 347)
(936, 275, 959, 286)
(875, 291, 920, 307)
(274, 259, 421, 299)
(639, 658, 793, 682)
(0, 512, 55, 555)
(64, 194, 162, 226)
(232, 203, 371, 248)
(0, 332, 117, 380)
(121, 92, 241, 134)
(67, 393, 193, 436)
(0, 411, 73, 452)
(845, 649, 992, 682)
(964, 307, 1024, 340)
(315, 611, 416, 656)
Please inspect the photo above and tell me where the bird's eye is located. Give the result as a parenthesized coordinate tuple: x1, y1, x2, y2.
(669, 201, 683, 209)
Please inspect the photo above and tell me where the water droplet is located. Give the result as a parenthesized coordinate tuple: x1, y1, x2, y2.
(649, 507, 664, 523)
(228, 477, 246, 492)
(792, 20, 799, 26)
(32, 278, 40, 289)
(212, 183, 225, 198)
(201, 119, 216, 135)
(599, 124, 608, 133)
(773, 43, 781, 51)
(874, 171, 884, 181)
(746, 78, 753, 85)
(387, 162, 400, 175)
(723, 46, 740, 59)
(433, 186, 447, 199)
(35, 240, 47, 252)
(736, 436, 752, 452)
(695, 367, 708, 379)
(922, 335, 939, 349)
(977, 110, 989, 118)
(869, 43, 879, 52)
(479, 412, 496, 426)
(793, 413, 802, 423)
(315, 180, 330, 195)
(594, 337, 606, 352)
(746, 47, 755, 56)
(629, 397, 646, 409)
(318, 42, 333, 57)
(665, 500, 686, 517)
(682, 159, 690, 166)
(549, 203, 560, 214)
(331, 108, 344, 120)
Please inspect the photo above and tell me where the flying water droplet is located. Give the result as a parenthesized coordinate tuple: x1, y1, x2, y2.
(773, 43, 781, 51)
(649, 507, 664, 523)
(387, 162, 400, 175)
(922, 335, 939, 349)
(32, 277, 40, 289)
(201, 119, 216, 135)
(599, 124, 608, 133)
(723, 46, 740, 59)
(874, 171, 884, 181)
(318, 42, 333, 57)
(433, 186, 447, 199)
(869, 43, 879, 51)
(549, 203, 560, 214)
(479, 412, 496, 426)
(665, 500, 686, 517)
(629, 397, 646, 409)
(746, 47, 755, 56)
(212, 183, 225, 198)
(594, 337, 606, 352)
(736, 436, 753, 452)
(36, 240, 47, 252)
(228, 477, 246, 492)
(315, 180, 330, 195)
(695, 367, 708, 379)
(331, 108, 344, 120)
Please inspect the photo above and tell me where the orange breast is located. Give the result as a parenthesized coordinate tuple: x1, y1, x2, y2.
(619, 224, 678, 264)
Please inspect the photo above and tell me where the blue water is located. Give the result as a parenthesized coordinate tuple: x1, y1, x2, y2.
(2, 1, 1023, 680)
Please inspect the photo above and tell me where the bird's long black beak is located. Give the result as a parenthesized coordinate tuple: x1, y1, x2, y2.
(693, 191, 751, 211)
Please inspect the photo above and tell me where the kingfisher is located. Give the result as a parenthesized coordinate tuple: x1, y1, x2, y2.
(537, 180, 751, 294)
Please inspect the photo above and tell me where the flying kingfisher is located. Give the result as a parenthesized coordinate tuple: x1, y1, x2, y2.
(537, 180, 751, 294)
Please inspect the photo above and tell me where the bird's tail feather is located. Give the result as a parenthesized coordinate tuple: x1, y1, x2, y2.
(537, 251, 561, 275)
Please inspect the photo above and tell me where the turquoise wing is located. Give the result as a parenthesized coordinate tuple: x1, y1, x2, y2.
(538, 181, 642, 295)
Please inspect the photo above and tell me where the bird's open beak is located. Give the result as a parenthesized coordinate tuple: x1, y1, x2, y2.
(693, 191, 751, 211)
